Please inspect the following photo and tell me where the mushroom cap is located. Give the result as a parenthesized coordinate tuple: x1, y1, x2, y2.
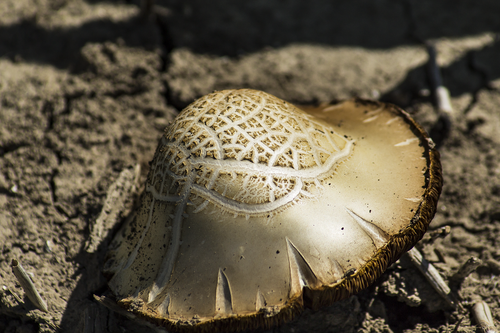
(103, 89, 442, 332)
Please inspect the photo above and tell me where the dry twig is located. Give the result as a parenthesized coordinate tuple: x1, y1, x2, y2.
(85, 164, 141, 253)
(450, 257, 482, 287)
(406, 247, 459, 309)
(425, 42, 453, 147)
(10, 259, 48, 312)
(473, 301, 497, 333)
(426, 43, 453, 115)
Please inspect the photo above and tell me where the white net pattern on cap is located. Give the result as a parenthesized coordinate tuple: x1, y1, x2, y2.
(148, 89, 353, 216)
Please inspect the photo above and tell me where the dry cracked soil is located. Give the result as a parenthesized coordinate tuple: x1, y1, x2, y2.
(1, 1, 500, 332)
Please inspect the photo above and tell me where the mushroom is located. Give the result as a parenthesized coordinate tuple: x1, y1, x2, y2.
(102, 89, 442, 332)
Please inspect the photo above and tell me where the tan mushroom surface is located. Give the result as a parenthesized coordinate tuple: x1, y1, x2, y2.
(103, 89, 442, 332)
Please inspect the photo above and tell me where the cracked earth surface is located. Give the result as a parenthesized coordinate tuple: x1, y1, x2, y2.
(0, 1, 499, 332)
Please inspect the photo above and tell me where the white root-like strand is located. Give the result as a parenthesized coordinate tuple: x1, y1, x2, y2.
(10, 259, 48, 312)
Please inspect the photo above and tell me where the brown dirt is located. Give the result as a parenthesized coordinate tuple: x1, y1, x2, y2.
(1, 1, 499, 332)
